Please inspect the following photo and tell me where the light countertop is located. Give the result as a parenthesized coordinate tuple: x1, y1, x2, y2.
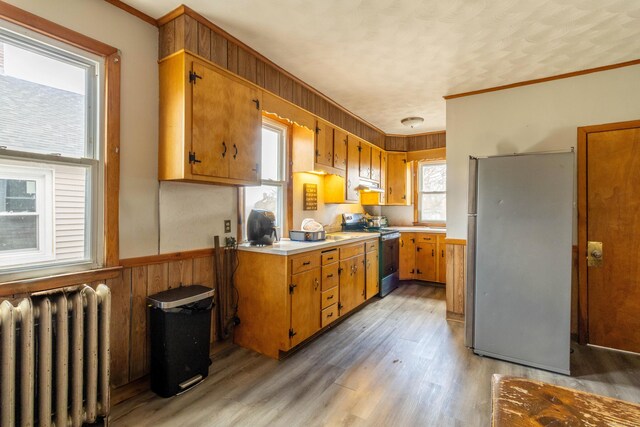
(237, 232, 379, 256)
(387, 226, 446, 233)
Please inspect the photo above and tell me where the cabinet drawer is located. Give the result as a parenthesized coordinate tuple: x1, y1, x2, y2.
(365, 240, 378, 253)
(321, 287, 339, 310)
(321, 249, 339, 265)
(321, 304, 338, 328)
(322, 263, 339, 291)
(291, 253, 320, 274)
(417, 234, 437, 242)
(340, 243, 364, 260)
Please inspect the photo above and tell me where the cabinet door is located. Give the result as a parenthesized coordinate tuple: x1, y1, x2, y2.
(315, 121, 334, 167)
(290, 268, 321, 347)
(339, 255, 365, 315)
(415, 243, 437, 282)
(365, 248, 379, 299)
(399, 233, 416, 280)
(345, 136, 360, 202)
(437, 235, 447, 284)
(191, 61, 229, 178)
(370, 147, 381, 182)
(333, 128, 347, 171)
(379, 151, 387, 204)
(227, 81, 262, 182)
(359, 142, 371, 179)
(387, 153, 408, 205)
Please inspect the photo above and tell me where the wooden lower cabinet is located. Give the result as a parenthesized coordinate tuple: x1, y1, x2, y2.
(399, 232, 446, 284)
(365, 245, 379, 299)
(290, 267, 321, 347)
(234, 239, 377, 359)
(399, 233, 416, 280)
(339, 254, 365, 315)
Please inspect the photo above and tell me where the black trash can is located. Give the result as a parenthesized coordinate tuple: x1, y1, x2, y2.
(147, 285, 214, 398)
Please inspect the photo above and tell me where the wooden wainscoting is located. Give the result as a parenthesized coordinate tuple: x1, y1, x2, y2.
(445, 239, 466, 322)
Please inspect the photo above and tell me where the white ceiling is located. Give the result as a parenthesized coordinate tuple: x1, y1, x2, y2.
(125, 0, 640, 135)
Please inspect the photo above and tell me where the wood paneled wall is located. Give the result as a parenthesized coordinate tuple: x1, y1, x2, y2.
(158, 6, 385, 148)
(445, 239, 465, 322)
(385, 131, 446, 152)
(111, 254, 218, 389)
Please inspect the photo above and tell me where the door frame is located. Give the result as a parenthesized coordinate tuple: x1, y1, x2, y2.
(577, 119, 640, 345)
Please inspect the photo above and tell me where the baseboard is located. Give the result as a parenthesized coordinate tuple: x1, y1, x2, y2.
(446, 311, 464, 323)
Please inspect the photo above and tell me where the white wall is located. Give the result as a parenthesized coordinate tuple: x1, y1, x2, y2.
(9, 0, 241, 258)
(446, 64, 640, 239)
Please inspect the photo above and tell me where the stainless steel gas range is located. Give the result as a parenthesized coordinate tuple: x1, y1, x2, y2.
(341, 213, 400, 297)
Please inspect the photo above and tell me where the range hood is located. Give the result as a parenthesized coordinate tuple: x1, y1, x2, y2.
(355, 182, 384, 193)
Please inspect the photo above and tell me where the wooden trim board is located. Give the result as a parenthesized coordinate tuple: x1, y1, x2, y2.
(103, 0, 158, 26)
(120, 248, 217, 267)
(445, 59, 640, 100)
(444, 238, 466, 245)
(0, 267, 122, 297)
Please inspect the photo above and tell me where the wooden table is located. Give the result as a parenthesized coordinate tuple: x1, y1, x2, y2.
(491, 374, 640, 426)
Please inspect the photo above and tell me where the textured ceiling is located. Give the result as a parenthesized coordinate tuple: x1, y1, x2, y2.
(125, 0, 640, 135)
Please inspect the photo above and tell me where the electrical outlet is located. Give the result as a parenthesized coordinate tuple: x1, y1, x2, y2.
(224, 220, 231, 233)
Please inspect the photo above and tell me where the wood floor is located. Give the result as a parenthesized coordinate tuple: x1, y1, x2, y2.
(111, 283, 640, 426)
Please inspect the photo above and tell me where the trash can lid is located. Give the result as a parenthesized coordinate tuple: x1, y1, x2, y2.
(147, 285, 214, 309)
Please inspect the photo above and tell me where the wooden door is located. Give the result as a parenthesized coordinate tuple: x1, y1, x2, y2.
(370, 147, 381, 182)
(585, 127, 640, 353)
(359, 142, 371, 179)
(354, 254, 366, 305)
(190, 61, 228, 178)
(290, 268, 321, 347)
(379, 151, 387, 204)
(345, 137, 360, 202)
(437, 235, 447, 284)
(315, 121, 334, 167)
(333, 128, 347, 170)
(399, 233, 415, 280)
(226, 79, 262, 182)
(415, 242, 437, 282)
(365, 249, 379, 299)
(387, 153, 408, 205)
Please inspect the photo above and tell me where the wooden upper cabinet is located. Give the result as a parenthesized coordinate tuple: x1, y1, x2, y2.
(159, 51, 262, 186)
(359, 141, 371, 179)
(333, 128, 348, 171)
(315, 120, 334, 167)
(227, 79, 262, 182)
(387, 152, 410, 205)
(380, 151, 387, 204)
(370, 147, 381, 183)
(345, 136, 360, 202)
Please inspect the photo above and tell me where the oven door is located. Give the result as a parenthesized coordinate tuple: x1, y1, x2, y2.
(380, 233, 400, 296)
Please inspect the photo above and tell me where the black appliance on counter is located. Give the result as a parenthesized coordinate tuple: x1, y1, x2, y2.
(247, 209, 277, 246)
(341, 213, 400, 297)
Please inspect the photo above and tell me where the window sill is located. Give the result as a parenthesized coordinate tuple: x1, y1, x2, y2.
(0, 266, 122, 297)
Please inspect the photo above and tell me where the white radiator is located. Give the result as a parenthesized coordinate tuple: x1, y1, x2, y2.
(0, 284, 111, 426)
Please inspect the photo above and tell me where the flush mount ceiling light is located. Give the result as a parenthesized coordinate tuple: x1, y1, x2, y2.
(401, 117, 424, 128)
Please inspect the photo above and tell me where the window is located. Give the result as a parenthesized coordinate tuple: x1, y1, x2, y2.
(418, 161, 446, 223)
(0, 21, 102, 275)
(243, 119, 287, 239)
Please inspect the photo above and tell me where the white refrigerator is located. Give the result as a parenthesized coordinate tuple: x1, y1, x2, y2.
(466, 152, 574, 375)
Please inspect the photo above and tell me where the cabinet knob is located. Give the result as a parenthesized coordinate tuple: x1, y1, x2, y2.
(222, 141, 227, 158)
(233, 143, 238, 159)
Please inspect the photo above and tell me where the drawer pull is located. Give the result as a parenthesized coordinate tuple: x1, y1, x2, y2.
(327, 257, 334, 261)
(302, 261, 311, 266)
(327, 313, 334, 318)
(327, 274, 334, 278)
(327, 295, 334, 300)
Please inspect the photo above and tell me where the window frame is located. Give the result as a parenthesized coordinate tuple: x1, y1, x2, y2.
(240, 117, 289, 242)
(415, 159, 447, 226)
(0, 4, 120, 285)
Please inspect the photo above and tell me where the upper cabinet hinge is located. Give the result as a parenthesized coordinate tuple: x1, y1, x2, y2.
(189, 152, 201, 164)
(289, 284, 296, 294)
(252, 98, 260, 110)
(189, 71, 202, 84)
(315, 127, 321, 134)
(357, 146, 362, 152)
(402, 159, 407, 164)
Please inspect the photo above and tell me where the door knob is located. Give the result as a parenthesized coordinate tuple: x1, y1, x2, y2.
(587, 241, 603, 267)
